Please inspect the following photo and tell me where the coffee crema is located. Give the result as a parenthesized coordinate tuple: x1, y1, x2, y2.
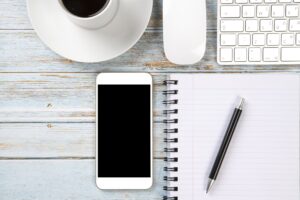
(62, 0, 109, 18)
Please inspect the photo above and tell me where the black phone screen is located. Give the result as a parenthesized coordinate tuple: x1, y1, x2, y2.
(97, 85, 151, 178)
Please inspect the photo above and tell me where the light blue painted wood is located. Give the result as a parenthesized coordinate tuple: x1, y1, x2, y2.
(0, 73, 167, 198)
(2, 30, 299, 73)
(0, 0, 30, 30)
(0, 123, 165, 158)
(0, 159, 166, 200)
(0, 73, 167, 122)
(0, 0, 229, 73)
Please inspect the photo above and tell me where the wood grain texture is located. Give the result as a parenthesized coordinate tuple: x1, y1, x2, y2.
(0, 0, 220, 73)
(1, 1, 298, 72)
(0, 73, 167, 122)
(0, 123, 165, 158)
(1, 0, 298, 73)
(0, 0, 30, 30)
(2, 30, 300, 73)
(0, 159, 166, 200)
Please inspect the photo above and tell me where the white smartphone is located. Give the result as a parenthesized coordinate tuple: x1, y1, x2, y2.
(96, 73, 153, 189)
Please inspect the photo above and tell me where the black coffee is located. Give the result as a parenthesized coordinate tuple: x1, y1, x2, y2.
(62, 0, 109, 18)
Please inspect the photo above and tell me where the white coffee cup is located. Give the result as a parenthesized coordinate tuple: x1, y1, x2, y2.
(58, 0, 119, 29)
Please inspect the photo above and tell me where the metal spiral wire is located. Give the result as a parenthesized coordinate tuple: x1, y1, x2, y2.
(163, 80, 179, 200)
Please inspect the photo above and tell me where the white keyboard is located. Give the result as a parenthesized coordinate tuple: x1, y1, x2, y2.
(218, 0, 300, 65)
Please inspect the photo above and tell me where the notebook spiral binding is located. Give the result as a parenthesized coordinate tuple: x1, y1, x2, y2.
(163, 80, 179, 200)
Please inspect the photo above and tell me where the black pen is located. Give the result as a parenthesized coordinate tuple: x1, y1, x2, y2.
(206, 97, 245, 194)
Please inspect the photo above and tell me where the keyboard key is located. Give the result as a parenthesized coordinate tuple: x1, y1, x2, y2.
(257, 6, 270, 18)
(279, 0, 291, 2)
(253, 33, 265, 45)
(249, 48, 261, 61)
(289, 20, 300, 31)
(282, 48, 300, 61)
(221, 0, 233, 3)
(246, 20, 258, 31)
(236, 0, 248, 3)
(267, 33, 280, 45)
(221, 20, 244, 32)
(221, 6, 240, 18)
(263, 48, 279, 61)
(235, 48, 247, 61)
(221, 34, 236, 46)
(220, 48, 233, 62)
(272, 5, 284, 17)
(274, 19, 288, 31)
(238, 34, 251, 45)
(243, 5, 256, 17)
(286, 5, 299, 17)
(264, 0, 276, 2)
(260, 19, 273, 31)
(282, 34, 294, 45)
(296, 34, 300, 45)
(250, 0, 263, 3)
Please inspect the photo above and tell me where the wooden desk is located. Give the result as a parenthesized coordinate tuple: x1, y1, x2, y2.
(0, 0, 299, 199)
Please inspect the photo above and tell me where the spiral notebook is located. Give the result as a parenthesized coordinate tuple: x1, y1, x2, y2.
(163, 74, 299, 200)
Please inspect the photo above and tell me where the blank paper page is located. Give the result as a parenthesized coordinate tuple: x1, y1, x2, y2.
(167, 74, 299, 200)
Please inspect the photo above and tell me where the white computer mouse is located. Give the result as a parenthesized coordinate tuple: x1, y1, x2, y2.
(163, 0, 207, 65)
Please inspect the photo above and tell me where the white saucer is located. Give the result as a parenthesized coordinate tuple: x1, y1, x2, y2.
(27, 0, 153, 63)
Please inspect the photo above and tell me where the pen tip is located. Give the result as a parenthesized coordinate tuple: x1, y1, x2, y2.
(205, 179, 214, 194)
(237, 97, 245, 110)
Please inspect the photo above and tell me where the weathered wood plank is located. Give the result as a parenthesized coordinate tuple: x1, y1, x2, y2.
(0, 159, 166, 200)
(0, 0, 30, 30)
(2, 30, 300, 72)
(0, 73, 167, 122)
(0, 0, 227, 73)
(0, 30, 181, 72)
(0, 0, 217, 30)
(0, 123, 165, 158)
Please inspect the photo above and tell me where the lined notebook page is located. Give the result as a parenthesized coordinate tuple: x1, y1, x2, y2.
(167, 74, 299, 200)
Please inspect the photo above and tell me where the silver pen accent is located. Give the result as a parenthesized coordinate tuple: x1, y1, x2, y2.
(205, 178, 214, 194)
(236, 97, 245, 110)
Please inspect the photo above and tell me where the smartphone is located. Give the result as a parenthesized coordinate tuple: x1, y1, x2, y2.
(96, 73, 153, 189)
